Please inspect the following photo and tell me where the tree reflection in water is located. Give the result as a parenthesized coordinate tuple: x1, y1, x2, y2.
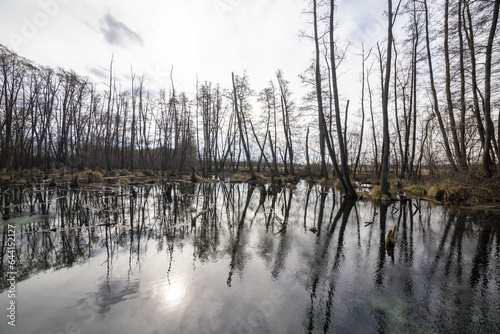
(0, 181, 499, 333)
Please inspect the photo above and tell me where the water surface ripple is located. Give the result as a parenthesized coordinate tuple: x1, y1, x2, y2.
(0, 181, 499, 333)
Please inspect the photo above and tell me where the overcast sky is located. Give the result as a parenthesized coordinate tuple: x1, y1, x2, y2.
(0, 0, 387, 101)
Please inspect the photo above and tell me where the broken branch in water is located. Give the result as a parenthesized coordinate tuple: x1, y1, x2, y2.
(191, 204, 216, 225)
(270, 208, 285, 226)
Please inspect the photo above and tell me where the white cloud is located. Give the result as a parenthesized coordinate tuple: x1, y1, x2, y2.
(100, 12, 144, 46)
(0, 0, 386, 99)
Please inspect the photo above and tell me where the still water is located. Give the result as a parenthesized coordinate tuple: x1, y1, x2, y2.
(0, 181, 499, 333)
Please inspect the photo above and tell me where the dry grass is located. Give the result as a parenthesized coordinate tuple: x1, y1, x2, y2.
(427, 185, 446, 201)
(369, 186, 393, 202)
(87, 171, 104, 184)
(227, 172, 252, 182)
(404, 185, 427, 196)
(1, 166, 499, 208)
(318, 178, 329, 186)
(415, 168, 499, 205)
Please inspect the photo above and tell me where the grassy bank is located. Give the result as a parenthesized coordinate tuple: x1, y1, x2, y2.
(1, 167, 499, 215)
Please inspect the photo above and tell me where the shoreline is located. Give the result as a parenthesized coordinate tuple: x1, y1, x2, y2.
(1, 167, 499, 218)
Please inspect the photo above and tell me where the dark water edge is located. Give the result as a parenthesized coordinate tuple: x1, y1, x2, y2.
(0, 181, 499, 334)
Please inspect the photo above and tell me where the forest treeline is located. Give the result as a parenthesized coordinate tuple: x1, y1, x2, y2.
(0, 0, 499, 198)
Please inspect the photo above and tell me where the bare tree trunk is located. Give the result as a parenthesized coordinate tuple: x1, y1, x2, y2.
(232, 72, 256, 180)
(409, 2, 419, 177)
(444, 0, 467, 171)
(268, 130, 278, 175)
(170, 67, 179, 174)
(392, 42, 405, 180)
(104, 56, 114, 171)
(457, 0, 467, 164)
(352, 44, 371, 179)
(195, 79, 204, 174)
(464, 0, 486, 149)
(353, 45, 368, 179)
(277, 70, 295, 176)
(248, 118, 275, 176)
(312, 0, 347, 194)
(423, 0, 458, 172)
(130, 69, 138, 172)
(367, 66, 379, 178)
(120, 91, 128, 169)
(381, 0, 394, 196)
(306, 126, 312, 176)
(417, 117, 433, 179)
(1, 49, 24, 169)
(482, 0, 499, 177)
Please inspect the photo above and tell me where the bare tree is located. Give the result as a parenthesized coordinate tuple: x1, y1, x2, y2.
(312, 0, 351, 196)
(0, 47, 25, 169)
(444, 0, 467, 171)
(380, 0, 398, 195)
(354, 45, 370, 179)
(328, 0, 357, 198)
(423, 0, 458, 172)
(232, 72, 256, 180)
(482, 0, 500, 177)
(277, 70, 295, 176)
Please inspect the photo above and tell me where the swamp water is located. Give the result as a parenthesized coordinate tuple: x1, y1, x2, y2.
(0, 181, 499, 334)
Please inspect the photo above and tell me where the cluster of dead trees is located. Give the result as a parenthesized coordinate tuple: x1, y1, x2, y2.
(307, 0, 499, 197)
(0, 45, 298, 177)
(192, 70, 300, 179)
(1, 0, 499, 193)
(0, 48, 194, 173)
(394, 0, 500, 182)
(400, 0, 500, 180)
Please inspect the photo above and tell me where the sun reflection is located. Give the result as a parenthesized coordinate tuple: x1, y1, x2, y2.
(161, 279, 187, 307)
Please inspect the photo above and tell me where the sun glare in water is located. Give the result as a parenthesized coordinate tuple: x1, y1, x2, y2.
(161, 279, 188, 307)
